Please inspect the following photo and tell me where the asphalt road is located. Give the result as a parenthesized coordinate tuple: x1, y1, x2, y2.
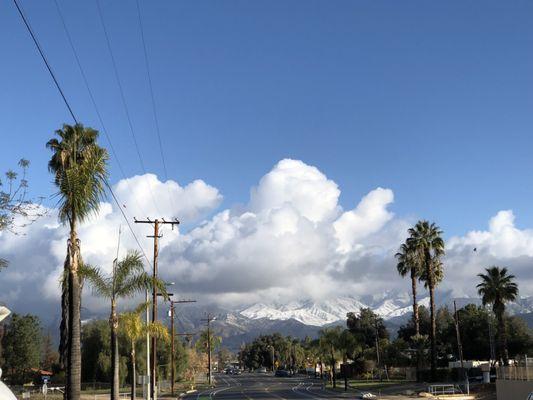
(181, 373, 359, 400)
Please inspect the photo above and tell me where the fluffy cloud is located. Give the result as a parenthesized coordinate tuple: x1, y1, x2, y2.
(2, 159, 533, 323)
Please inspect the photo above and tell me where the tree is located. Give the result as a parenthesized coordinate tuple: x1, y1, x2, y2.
(477, 266, 518, 365)
(120, 304, 169, 400)
(41, 333, 59, 371)
(395, 241, 422, 335)
(85, 251, 163, 400)
(217, 347, 232, 370)
(347, 308, 389, 353)
(183, 348, 207, 389)
(337, 329, 358, 391)
(1, 159, 41, 268)
(47, 123, 109, 400)
(195, 329, 222, 355)
(407, 220, 444, 379)
(1, 314, 42, 384)
(319, 327, 342, 388)
(81, 320, 111, 384)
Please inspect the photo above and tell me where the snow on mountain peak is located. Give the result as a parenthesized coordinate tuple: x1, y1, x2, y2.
(240, 296, 410, 326)
(238, 294, 533, 327)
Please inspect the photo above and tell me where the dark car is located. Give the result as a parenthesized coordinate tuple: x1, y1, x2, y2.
(275, 370, 290, 377)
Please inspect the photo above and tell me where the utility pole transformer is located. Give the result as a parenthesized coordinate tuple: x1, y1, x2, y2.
(134, 217, 179, 400)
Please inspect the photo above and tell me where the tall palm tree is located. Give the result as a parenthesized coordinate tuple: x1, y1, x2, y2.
(120, 304, 170, 400)
(85, 251, 165, 400)
(47, 123, 108, 400)
(407, 220, 444, 380)
(477, 266, 518, 366)
(395, 241, 422, 336)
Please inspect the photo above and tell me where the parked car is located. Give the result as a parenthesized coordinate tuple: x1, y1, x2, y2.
(255, 367, 268, 373)
(275, 370, 290, 377)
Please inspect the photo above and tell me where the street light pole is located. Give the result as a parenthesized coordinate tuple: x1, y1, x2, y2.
(145, 289, 150, 400)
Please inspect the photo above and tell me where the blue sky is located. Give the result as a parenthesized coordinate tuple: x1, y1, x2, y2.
(2, 0, 533, 237)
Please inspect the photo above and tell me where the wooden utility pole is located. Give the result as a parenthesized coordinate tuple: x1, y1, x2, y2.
(134, 218, 179, 400)
(169, 299, 196, 396)
(201, 314, 216, 386)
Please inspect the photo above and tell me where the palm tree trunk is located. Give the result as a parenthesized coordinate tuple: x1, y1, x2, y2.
(425, 249, 437, 381)
(59, 262, 69, 400)
(343, 355, 348, 391)
(67, 231, 81, 400)
(131, 343, 136, 400)
(111, 300, 119, 400)
(429, 282, 437, 380)
(411, 268, 420, 336)
(331, 347, 336, 388)
(497, 309, 509, 366)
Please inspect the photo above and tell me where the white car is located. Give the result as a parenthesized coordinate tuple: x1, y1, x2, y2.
(527, 392, 533, 400)
(358, 393, 376, 399)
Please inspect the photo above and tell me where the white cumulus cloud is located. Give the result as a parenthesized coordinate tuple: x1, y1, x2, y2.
(2, 159, 533, 323)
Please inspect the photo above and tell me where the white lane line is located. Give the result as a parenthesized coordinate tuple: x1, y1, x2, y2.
(290, 381, 328, 400)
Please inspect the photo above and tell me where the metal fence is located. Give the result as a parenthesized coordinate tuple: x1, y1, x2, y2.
(497, 357, 533, 381)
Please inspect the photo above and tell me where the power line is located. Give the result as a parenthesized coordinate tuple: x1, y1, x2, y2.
(52, 0, 147, 219)
(106, 182, 152, 269)
(13, 0, 153, 269)
(12, 0, 77, 123)
(136, 0, 166, 174)
(95, 0, 162, 216)
(135, 0, 176, 214)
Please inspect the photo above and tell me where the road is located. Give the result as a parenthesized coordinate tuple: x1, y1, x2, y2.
(181, 373, 364, 399)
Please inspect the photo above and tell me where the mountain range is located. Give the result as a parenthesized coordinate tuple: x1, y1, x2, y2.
(167, 293, 533, 351)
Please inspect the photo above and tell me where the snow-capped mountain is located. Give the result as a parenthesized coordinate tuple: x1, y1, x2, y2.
(239, 294, 533, 327)
(240, 297, 367, 326)
(240, 295, 423, 326)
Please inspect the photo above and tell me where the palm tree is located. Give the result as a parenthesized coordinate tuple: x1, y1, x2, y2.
(337, 330, 357, 391)
(395, 241, 422, 336)
(85, 251, 165, 400)
(120, 304, 170, 400)
(407, 220, 444, 380)
(47, 123, 108, 400)
(477, 266, 518, 366)
(319, 327, 342, 388)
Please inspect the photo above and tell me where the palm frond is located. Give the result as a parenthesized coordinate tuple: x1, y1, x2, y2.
(147, 321, 169, 342)
(114, 251, 144, 289)
(83, 264, 112, 299)
(116, 272, 152, 298)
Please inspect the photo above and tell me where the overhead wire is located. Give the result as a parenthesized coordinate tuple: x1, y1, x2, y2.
(12, 0, 153, 269)
(95, 0, 163, 216)
(135, 0, 177, 216)
(52, 0, 148, 226)
(12, 0, 78, 124)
